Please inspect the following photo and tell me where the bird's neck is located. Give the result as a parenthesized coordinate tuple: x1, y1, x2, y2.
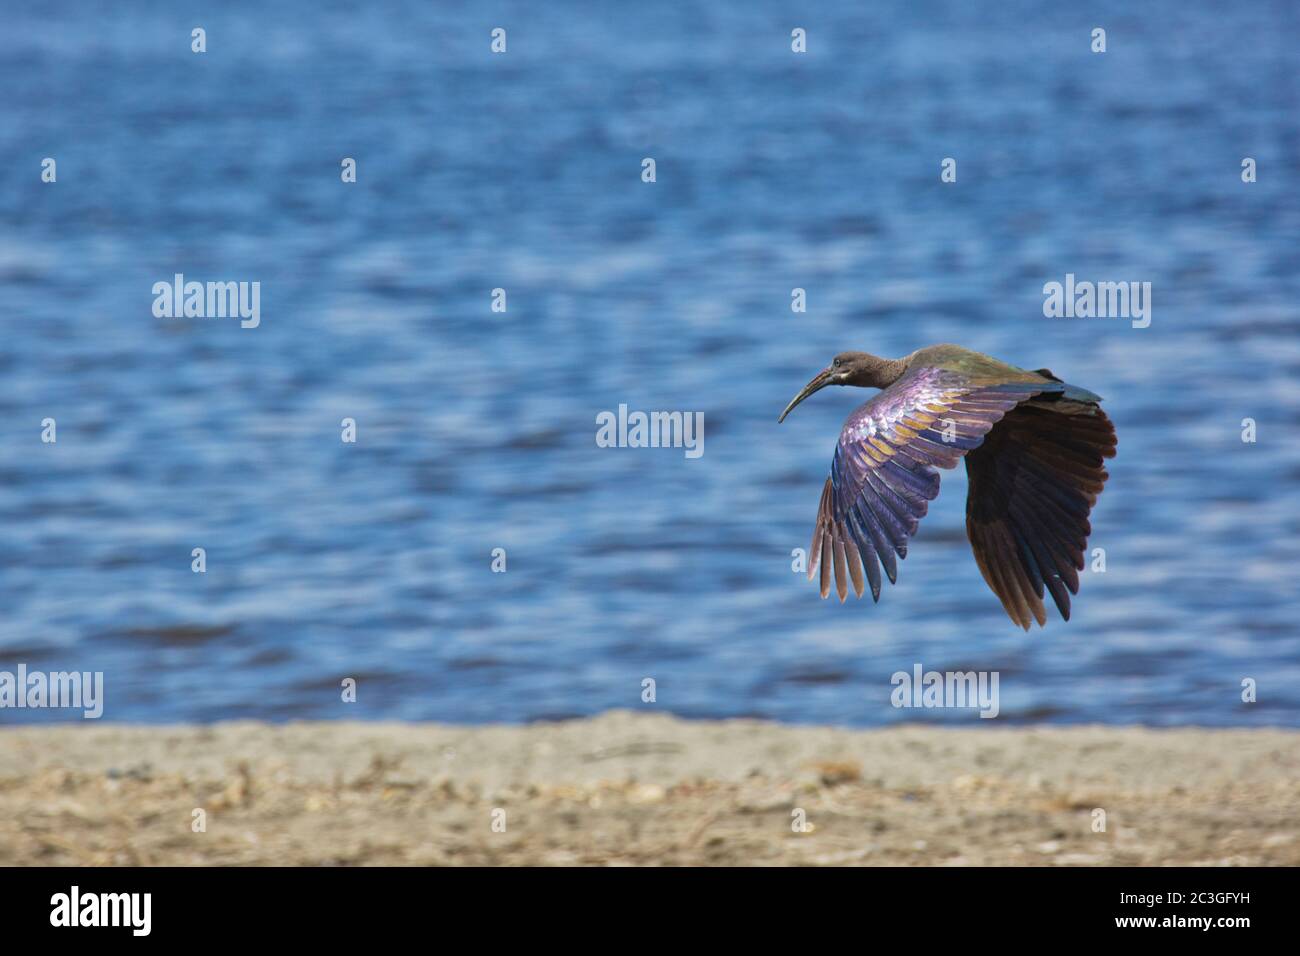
(857, 355, 908, 390)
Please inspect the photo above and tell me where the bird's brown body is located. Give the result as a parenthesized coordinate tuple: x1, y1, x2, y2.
(779, 344, 1117, 629)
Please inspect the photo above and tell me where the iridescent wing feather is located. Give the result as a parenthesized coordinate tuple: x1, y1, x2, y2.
(808, 366, 1052, 604)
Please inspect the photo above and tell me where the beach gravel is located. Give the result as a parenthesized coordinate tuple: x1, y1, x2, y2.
(0, 711, 1295, 866)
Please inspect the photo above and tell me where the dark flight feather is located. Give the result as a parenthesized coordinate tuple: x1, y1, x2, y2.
(965, 401, 1117, 629)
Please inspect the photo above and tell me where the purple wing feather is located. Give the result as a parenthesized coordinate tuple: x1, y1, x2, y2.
(809, 366, 1050, 602)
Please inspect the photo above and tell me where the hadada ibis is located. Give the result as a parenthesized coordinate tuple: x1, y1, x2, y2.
(778, 344, 1117, 629)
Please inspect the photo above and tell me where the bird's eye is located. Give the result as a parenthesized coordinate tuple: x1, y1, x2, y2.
(833, 358, 842, 368)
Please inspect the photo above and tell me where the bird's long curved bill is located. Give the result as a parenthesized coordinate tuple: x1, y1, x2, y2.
(778, 367, 834, 423)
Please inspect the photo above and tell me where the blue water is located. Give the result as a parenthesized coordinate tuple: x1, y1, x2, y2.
(2, 1, 1298, 726)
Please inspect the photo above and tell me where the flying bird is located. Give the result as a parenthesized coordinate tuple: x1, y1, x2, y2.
(778, 344, 1116, 629)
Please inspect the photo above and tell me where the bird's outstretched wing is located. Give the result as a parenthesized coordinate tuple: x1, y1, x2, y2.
(809, 366, 1050, 601)
(964, 400, 1117, 629)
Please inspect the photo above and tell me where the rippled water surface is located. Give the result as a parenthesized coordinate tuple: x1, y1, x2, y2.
(2, 1, 1298, 725)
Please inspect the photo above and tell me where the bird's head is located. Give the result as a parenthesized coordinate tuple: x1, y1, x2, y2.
(778, 352, 894, 422)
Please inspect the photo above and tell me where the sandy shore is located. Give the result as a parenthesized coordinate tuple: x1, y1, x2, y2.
(1, 711, 1296, 866)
